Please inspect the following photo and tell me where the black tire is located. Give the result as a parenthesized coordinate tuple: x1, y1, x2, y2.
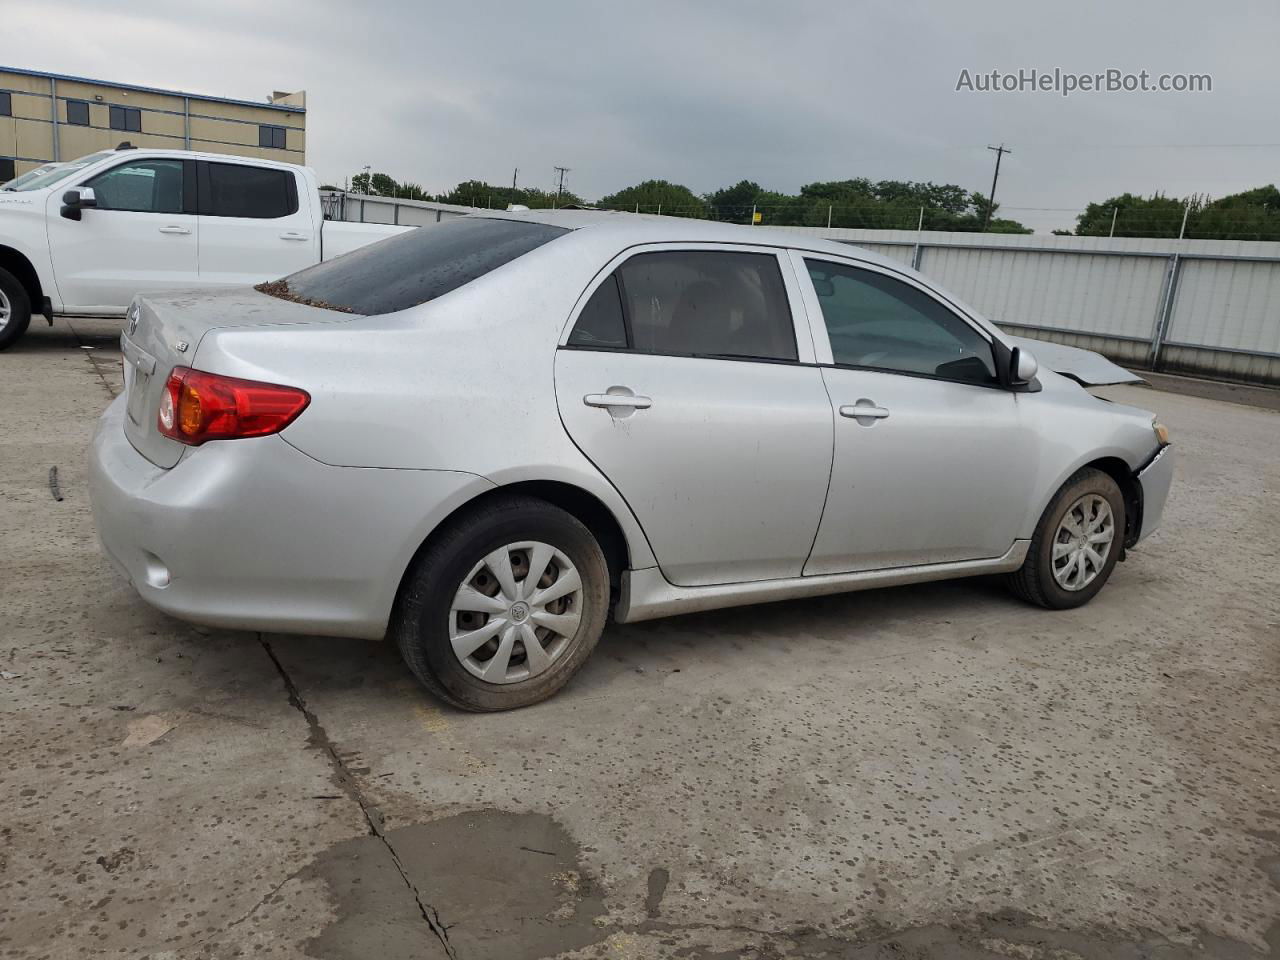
(393, 495, 609, 712)
(1006, 467, 1126, 610)
(0, 267, 33, 352)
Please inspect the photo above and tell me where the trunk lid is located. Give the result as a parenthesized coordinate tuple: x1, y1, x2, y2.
(121, 287, 352, 468)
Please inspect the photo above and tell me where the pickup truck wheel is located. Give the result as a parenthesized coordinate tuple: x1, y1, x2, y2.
(1006, 467, 1125, 609)
(0, 268, 33, 351)
(393, 496, 609, 712)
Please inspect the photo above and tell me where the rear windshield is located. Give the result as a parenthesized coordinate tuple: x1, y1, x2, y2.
(259, 217, 570, 315)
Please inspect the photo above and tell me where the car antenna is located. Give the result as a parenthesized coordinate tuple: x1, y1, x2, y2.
(115, 141, 136, 151)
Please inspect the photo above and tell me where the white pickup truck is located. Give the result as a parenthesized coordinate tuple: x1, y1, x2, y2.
(0, 145, 408, 350)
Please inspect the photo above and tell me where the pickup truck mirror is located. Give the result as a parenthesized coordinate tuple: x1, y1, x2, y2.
(60, 187, 97, 221)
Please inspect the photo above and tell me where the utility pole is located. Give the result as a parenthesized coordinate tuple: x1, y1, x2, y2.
(983, 144, 1011, 231)
(362, 164, 371, 196)
(512, 168, 518, 190)
(553, 166, 570, 202)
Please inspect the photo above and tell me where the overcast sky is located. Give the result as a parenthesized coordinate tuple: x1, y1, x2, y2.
(10, 0, 1278, 231)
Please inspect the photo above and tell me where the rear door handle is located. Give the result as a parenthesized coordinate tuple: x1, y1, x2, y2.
(839, 401, 890, 421)
(584, 393, 652, 410)
(280, 231, 309, 241)
(158, 225, 191, 235)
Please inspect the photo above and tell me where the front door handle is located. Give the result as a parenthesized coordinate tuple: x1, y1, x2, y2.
(280, 231, 309, 241)
(584, 393, 652, 410)
(158, 225, 191, 235)
(839, 400, 890, 422)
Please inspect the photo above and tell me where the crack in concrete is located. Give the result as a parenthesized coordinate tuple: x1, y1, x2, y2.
(221, 865, 304, 933)
(261, 638, 458, 960)
(65, 317, 123, 400)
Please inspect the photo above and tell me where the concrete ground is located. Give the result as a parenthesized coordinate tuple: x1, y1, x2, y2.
(2, 316, 1278, 960)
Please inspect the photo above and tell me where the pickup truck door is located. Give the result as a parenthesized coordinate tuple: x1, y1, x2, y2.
(196, 161, 318, 284)
(45, 157, 199, 313)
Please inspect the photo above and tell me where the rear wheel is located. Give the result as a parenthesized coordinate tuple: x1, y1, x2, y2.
(0, 268, 33, 352)
(393, 496, 609, 711)
(1006, 467, 1125, 609)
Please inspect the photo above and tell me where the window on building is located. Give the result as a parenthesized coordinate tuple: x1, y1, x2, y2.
(610, 251, 799, 361)
(108, 105, 142, 133)
(259, 125, 287, 150)
(204, 162, 298, 219)
(0, 92, 11, 117)
(66, 100, 90, 126)
(0, 158, 16, 184)
(85, 160, 184, 214)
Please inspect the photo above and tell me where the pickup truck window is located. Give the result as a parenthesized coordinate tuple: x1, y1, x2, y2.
(86, 160, 184, 214)
(203, 162, 297, 219)
(261, 217, 569, 315)
(2, 152, 112, 192)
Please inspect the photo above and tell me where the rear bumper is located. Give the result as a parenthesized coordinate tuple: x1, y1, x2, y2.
(1135, 444, 1174, 544)
(88, 395, 492, 638)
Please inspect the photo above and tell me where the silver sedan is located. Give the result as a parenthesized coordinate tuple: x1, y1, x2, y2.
(90, 212, 1174, 711)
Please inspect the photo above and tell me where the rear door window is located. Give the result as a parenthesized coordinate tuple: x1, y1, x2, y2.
(567, 274, 628, 348)
(202, 162, 297, 219)
(567, 250, 797, 361)
(264, 217, 569, 315)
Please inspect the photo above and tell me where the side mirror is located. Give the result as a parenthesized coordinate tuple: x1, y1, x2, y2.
(60, 186, 97, 221)
(1014, 347, 1038, 383)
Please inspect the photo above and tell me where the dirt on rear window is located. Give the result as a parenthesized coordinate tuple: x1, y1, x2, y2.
(254, 279, 356, 314)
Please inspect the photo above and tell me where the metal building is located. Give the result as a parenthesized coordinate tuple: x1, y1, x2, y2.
(0, 65, 305, 182)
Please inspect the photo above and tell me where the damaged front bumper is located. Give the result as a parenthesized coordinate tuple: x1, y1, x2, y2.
(1134, 444, 1174, 544)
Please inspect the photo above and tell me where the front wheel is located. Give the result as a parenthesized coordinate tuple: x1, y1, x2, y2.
(393, 496, 609, 711)
(1006, 467, 1125, 609)
(0, 267, 33, 352)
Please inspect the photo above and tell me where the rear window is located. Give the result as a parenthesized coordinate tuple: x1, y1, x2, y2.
(261, 217, 569, 315)
(204, 162, 297, 219)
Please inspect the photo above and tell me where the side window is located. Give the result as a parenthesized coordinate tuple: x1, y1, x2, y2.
(66, 100, 90, 126)
(568, 274, 628, 348)
(0, 158, 15, 183)
(204, 163, 297, 219)
(806, 259, 996, 384)
(614, 251, 797, 361)
(85, 160, 184, 214)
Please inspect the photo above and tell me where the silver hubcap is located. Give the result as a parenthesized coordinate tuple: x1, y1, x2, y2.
(0, 287, 10, 331)
(1052, 494, 1115, 591)
(449, 541, 582, 685)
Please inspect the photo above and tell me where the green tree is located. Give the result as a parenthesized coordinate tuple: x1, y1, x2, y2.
(598, 180, 708, 218)
(435, 179, 584, 209)
(1075, 192, 1190, 238)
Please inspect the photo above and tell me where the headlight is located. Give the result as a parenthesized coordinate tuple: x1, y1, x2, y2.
(1152, 420, 1170, 446)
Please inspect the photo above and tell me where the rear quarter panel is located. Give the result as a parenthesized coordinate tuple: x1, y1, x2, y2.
(191, 231, 658, 570)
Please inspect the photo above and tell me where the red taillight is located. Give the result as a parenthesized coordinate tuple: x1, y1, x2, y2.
(158, 366, 310, 445)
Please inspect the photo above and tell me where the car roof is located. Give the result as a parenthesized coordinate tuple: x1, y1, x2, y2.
(473, 208, 906, 270)
(84, 147, 310, 174)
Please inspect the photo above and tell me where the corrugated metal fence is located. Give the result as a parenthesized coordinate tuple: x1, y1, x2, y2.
(323, 192, 1280, 386)
(769, 227, 1280, 385)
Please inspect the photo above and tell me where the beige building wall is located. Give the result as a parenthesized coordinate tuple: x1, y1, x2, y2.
(0, 66, 305, 179)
